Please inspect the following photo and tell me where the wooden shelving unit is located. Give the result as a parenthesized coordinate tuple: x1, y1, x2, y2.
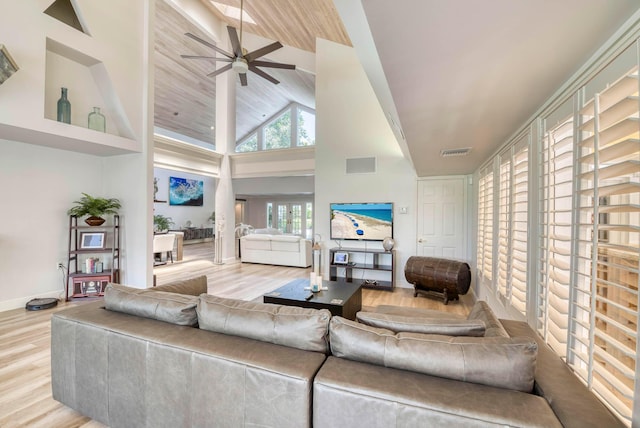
(329, 247, 395, 290)
(65, 215, 120, 301)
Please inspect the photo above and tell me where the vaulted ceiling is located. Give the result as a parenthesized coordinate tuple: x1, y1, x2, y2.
(156, 0, 640, 177)
(154, 0, 347, 146)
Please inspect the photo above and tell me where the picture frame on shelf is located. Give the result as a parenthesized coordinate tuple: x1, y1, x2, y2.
(79, 232, 105, 249)
(0, 44, 19, 85)
(333, 251, 349, 265)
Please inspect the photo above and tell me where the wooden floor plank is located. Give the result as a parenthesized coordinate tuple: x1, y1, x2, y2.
(0, 243, 472, 426)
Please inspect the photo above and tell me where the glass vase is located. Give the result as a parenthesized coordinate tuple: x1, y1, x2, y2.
(56, 87, 71, 124)
(88, 107, 106, 132)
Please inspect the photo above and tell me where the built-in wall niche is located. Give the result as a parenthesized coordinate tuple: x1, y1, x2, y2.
(44, 38, 135, 141)
(44, 0, 89, 34)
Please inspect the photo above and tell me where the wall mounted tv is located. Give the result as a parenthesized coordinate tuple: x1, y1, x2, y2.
(330, 202, 393, 241)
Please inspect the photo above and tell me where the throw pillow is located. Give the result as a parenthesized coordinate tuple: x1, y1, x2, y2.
(330, 316, 537, 393)
(150, 275, 208, 296)
(466, 300, 509, 337)
(197, 294, 331, 353)
(356, 311, 486, 336)
(104, 283, 199, 326)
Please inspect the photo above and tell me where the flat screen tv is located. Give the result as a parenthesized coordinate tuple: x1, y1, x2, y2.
(330, 202, 393, 241)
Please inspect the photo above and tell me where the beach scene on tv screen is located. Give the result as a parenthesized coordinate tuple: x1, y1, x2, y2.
(331, 203, 392, 241)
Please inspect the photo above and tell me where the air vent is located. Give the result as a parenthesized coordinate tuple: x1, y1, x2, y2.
(440, 148, 472, 157)
(346, 157, 376, 174)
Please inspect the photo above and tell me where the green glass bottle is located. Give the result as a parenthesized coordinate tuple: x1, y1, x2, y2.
(88, 107, 106, 132)
(57, 87, 71, 124)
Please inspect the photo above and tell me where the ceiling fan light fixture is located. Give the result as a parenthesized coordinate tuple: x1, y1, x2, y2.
(232, 58, 249, 74)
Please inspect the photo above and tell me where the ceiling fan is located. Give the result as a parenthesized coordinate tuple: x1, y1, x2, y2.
(181, 0, 295, 86)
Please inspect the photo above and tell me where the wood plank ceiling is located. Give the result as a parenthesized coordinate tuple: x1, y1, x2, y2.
(154, 0, 350, 147)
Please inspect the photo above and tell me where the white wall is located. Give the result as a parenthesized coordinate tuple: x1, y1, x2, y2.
(0, 140, 104, 310)
(0, 1, 151, 307)
(153, 167, 216, 229)
(315, 39, 417, 288)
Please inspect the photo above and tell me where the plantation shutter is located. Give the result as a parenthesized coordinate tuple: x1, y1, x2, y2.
(511, 136, 529, 315)
(539, 106, 574, 357)
(571, 64, 639, 424)
(477, 173, 487, 278)
(497, 152, 512, 299)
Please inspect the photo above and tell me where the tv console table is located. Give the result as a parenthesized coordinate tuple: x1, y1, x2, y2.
(329, 247, 395, 291)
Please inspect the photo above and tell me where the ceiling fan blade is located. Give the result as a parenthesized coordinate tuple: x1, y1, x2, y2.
(184, 32, 233, 59)
(244, 41, 283, 63)
(250, 60, 295, 70)
(181, 55, 233, 62)
(207, 63, 233, 78)
(227, 26, 243, 58)
(249, 65, 280, 85)
(239, 73, 248, 86)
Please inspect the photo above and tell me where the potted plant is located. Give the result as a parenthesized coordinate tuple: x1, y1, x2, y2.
(154, 214, 174, 232)
(67, 193, 121, 226)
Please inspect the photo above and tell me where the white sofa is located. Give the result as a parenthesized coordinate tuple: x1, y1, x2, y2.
(240, 234, 312, 267)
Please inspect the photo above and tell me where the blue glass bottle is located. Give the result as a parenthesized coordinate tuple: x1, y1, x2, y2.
(57, 87, 71, 124)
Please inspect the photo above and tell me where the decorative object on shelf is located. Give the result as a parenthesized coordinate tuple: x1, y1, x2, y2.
(153, 214, 174, 232)
(382, 237, 396, 251)
(208, 211, 216, 224)
(79, 232, 105, 249)
(67, 193, 121, 226)
(57, 87, 71, 124)
(312, 233, 322, 276)
(0, 44, 19, 85)
(88, 107, 106, 132)
(169, 176, 203, 206)
(214, 215, 225, 265)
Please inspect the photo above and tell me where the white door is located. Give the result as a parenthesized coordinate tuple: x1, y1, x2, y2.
(417, 177, 467, 259)
(275, 203, 305, 235)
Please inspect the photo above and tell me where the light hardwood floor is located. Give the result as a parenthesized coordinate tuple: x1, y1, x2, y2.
(0, 243, 473, 427)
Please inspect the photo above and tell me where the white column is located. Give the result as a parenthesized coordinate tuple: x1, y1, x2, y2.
(214, 68, 237, 263)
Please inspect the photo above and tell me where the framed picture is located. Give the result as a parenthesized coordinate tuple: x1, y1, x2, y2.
(0, 44, 19, 85)
(333, 251, 349, 265)
(169, 176, 204, 206)
(80, 232, 105, 249)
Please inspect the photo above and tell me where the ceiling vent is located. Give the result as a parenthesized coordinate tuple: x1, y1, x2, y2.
(440, 148, 472, 157)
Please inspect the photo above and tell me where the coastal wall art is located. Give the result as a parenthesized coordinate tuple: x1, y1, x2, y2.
(169, 176, 204, 206)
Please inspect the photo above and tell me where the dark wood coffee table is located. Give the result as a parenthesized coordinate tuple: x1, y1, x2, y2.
(263, 278, 362, 320)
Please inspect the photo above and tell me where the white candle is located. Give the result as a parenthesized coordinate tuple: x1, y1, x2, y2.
(316, 275, 322, 287)
(310, 272, 316, 286)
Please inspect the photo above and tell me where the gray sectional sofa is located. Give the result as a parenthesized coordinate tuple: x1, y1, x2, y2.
(51, 276, 624, 427)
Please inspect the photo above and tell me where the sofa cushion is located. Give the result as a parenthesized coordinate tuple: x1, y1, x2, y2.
(330, 316, 537, 392)
(356, 311, 486, 336)
(104, 283, 199, 326)
(150, 275, 207, 296)
(467, 300, 509, 337)
(197, 295, 331, 353)
(374, 305, 466, 320)
(271, 235, 303, 242)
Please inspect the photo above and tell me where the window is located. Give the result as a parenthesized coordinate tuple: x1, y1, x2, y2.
(235, 103, 315, 152)
(510, 138, 529, 315)
(497, 152, 512, 300)
(236, 133, 258, 152)
(569, 65, 639, 424)
(539, 107, 574, 358)
(477, 41, 639, 427)
(265, 110, 291, 150)
(297, 108, 315, 146)
(476, 165, 494, 286)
